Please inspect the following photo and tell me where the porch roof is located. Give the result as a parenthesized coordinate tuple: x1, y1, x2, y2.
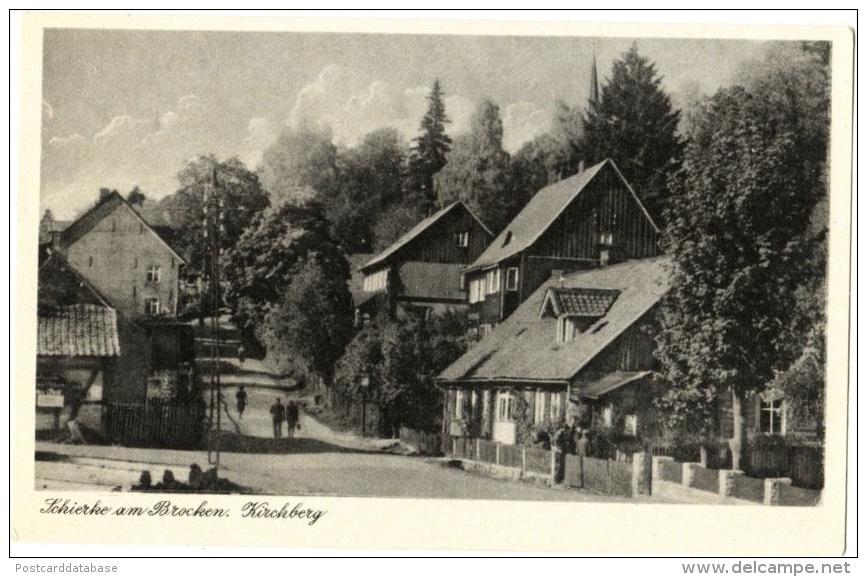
(573, 371, 652, 400)
(38, 304, 121, 357)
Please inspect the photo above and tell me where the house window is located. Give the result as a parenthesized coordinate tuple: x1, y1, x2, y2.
(624, 414, 638, 436)
(456, 232, 469, 247)
(145, 298, 160, 316)
(602, 405, 613, 427)
(760, 398, 786, 435)
(454, 390, 464, 419)
(557, 317, 576, 343)
(147, 265, 161, 283)
(506, 267, 519, 291)
(497, 391, 514, 422)
(486, 269, 500, 294)
(534, 390, 547, 424)
(549, 392, 562, 422)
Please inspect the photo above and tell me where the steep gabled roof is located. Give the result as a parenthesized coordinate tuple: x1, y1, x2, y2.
(61, 192, 186, 264)
(39, 253, 114, 308)
(437, 256, 672, 384)
(38, 303, 121, 357)
(360, 201, 492, 273)
(464, 159, 659, 273)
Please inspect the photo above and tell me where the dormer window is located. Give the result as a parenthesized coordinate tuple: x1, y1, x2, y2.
(557, 317, 577, 343)
(456, 232, 469, 247)
(540, 287, 621, 342)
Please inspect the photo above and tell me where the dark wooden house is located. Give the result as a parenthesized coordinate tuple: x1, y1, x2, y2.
(461, 159, 659, 335)
(358, 201, 493, 317)
(437, 256, 671, 446)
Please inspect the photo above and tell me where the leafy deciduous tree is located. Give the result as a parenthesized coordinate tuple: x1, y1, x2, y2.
(656, 46, 828, 468)
(435, 99, 514, 232)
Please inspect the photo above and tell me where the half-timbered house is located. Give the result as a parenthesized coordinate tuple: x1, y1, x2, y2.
(461, 159, 659, 335)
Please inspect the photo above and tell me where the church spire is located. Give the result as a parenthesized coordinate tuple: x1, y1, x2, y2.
(589, 52, 600, 106)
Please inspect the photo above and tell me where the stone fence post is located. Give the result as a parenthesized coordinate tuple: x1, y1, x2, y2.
(719, 469, 744, 499)
(632, 452, 651, 496)
(764, 477, 793, 506)
(652, 456, 674, 484)
(682, 462, 698, 488)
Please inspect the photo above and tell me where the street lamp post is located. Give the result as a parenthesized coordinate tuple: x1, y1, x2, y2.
(360, 374, 370, 438)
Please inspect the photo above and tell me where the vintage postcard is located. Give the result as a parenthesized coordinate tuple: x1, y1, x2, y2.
(11, 11, 855, 556)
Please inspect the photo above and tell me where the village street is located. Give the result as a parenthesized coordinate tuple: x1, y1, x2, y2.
(34, 318, 636, 503)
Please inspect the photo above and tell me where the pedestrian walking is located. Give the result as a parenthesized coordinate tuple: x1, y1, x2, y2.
(269, 398, 285, 439)
(237, 344, 246, 366)
(235, 385, 248, 418)
(285, 401, 300, 438)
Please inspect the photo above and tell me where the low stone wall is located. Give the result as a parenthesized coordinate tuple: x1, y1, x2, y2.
(651, 456, 822, 506)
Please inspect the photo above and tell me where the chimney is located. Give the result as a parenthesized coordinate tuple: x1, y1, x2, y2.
(551, 269, 565, 287)
(578, 160, 585, 174)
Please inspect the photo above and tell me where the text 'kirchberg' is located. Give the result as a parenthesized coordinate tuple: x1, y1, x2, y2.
(241, 501, 326, 525)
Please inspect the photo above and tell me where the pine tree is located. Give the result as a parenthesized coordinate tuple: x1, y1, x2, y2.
(408, 80, 452, 213)
(583, 43, 682, 223)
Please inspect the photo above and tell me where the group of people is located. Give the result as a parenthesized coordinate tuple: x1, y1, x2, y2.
(233, 385, 301, 439)
(269, 397, 300, 439)
(551, 421, 590, 484)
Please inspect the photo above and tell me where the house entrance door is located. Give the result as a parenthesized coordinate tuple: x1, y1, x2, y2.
(492, 390, 516, 444)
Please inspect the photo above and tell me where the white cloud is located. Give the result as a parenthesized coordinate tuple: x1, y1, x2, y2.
(40, 70, 553, 219)
(287, 65, 476, 148)
(40, 94, 245, 219)
(238, 117, 280, 169)
(501, 101, 552, 153)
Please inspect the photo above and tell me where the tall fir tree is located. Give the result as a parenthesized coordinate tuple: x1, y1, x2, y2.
(583, 43, 682, 223)
(408, 79, 452, 213)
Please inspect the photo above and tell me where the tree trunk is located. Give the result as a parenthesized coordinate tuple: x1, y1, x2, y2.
(730, 388, 745, 471)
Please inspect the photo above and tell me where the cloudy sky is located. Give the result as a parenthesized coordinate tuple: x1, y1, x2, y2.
(40, 27, 777, 218)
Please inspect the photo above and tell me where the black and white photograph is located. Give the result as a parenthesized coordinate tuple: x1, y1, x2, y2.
(12, 11, 854, 555)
